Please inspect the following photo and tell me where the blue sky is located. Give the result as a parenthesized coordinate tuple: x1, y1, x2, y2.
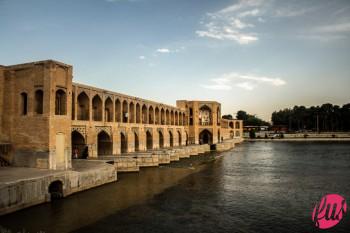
(1, 0, 350, 120)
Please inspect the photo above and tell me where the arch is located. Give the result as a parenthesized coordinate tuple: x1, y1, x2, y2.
(48, 180, 63, 200)
(72, 92, 75, 119)
(217, 106, 221, 125)
(229, 122, 234, 129)
(120, 132, 128, 153)
(178, 131, 182, 146)
(136, 103, 141, 123)
(134, 132, 139, 151)
(179, 112, 183, 125)
(230, 130, 234, 139)
(161, 108, 165, 125)
(175, 111, 178, 125)
(35, 90, 43, 114)
(185, 131, 189, 145)
(183, 113, 186, 126)
(71, 131, 87, 159)
(92, 95, 102, 121)
(235, 131, 241, 137)
(20, 92, 28, 115)
(170, 110, 174, 125)
(115, 99, 121, 122)
(142, 104, 147, 124)
(105, 97, 113, 122)
(166, 109, 170, 125)
(97, 131, 112, 155)
(122, 100, 128, 123)
(158, 131, 164, 149)
(235, 121, 240, 129)
(155, 107, 160, 125)
(129, 102, 135, 123)
(148, 106, 154, 124)
(55, 89, 66, 115)
(77, 92, 89, 120)
(146, 131, 153, 150)
(199, 105, 212, 126)
(199, 129, 212, 145)
(169, 131, 174, 147)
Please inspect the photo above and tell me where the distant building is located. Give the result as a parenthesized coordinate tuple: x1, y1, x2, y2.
(0, 60, 243, 170)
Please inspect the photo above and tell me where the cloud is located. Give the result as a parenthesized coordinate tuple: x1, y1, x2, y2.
(139, 55, 146, 60)
(200, 78, 232, 90)
(201, 72, 286, 91)
(314, 22, 350, 33)
(196, 0, 265, 45)
(156, 48, 170, 53)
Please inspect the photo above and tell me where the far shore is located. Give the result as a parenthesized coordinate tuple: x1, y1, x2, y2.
(245, 138, 350, 142)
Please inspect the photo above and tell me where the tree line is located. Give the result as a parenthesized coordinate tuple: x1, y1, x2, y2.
(223, 110, 270, 126)
(271, 103, 350, 132)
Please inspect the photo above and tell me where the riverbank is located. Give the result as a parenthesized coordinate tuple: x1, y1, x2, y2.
(0, 139, 243, 216)
(245, 138, 350, 142)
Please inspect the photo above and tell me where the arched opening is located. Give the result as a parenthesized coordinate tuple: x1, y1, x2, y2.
(166, 109, 170, 125)
(77, 92, 89, 121)
(170, 111, 174, 125)
(115, 99, 121, 122)
(149, 106, 154, 124)
(134, 132, 139, 152)
(48, 180, 63, 201)
(159, 131, 164, 148)
(199, 105, 212, 126)
(122, 100, 128, 123)
(105, 97, 113, 122)
(185, 131, 189, 145)
(175, 112, 178, 125)
(161, 108, 165, 125)
(178, 131, 182, 146)
(183, 113, 186, 126)
(72, 92, 75, 120)
(230, 130, 234, 139)
(229, 122, 234, 129)
(179, 112, 183, 125)
(129, 102, 135, 123)
(120, 132, 128, 153)
(55, 89, 66, 115)
(20, 92, 28, 115)
(235, 121, 240, 129)
(146, 131, 153, 150)
(217, 106, 220, 125)
(199, 129, 212, 145)
(142, 104, 147, 124)
(35, 90, 43, 114)
(71, 131, 87, 159)
(92, 95, 102, 121)
(97, 131, 112, 155)
(235, 131, 241, 137)
(169, 131, 174, 147)
(136, 103, 141, 123)
(155, 107, 160, 124)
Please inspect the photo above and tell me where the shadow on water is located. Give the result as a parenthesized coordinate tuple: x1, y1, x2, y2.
(0, 152, 221, 233)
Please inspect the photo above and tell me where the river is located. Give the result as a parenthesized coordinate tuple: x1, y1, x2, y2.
(1, 142, 349, 233)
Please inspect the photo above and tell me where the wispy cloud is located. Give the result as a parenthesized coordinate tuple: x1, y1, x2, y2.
(139, 55, 146, 60)
(196, 0, 264, 45)
(156, 48, 171, 53)
(201, 72, 286, 91)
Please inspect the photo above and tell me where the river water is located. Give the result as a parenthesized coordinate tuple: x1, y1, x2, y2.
(1, 142, 350, 233)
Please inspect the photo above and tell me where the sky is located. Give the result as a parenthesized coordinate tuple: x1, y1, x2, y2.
(1, 0, 350, 121)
